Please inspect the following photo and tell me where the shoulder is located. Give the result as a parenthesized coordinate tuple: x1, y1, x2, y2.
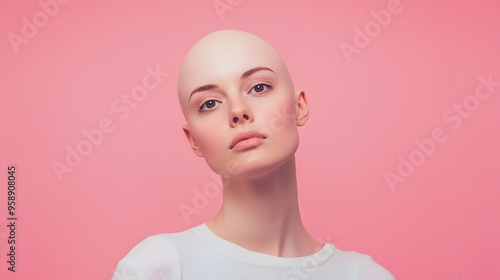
(331, 248, 395, 280)
(112, 235, 181, 280)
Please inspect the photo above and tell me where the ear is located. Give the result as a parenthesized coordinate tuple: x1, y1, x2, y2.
(182, 125, 204, 157)
(295, 91, 310, 127)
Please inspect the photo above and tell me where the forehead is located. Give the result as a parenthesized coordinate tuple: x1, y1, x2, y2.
(177, 32, 287, 100)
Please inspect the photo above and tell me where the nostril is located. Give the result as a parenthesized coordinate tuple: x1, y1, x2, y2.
(233, 117, 238, 123)
(243, 114, 249, 120)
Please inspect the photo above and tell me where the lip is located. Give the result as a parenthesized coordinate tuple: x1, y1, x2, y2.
(229, 130, 267, 150)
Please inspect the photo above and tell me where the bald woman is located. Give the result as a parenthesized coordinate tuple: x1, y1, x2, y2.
(112, 30, 394, 280)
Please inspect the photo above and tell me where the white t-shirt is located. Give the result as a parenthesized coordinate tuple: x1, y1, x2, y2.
(112, 223, 395, 280)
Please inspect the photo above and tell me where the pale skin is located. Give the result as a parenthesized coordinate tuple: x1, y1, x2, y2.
(177, 30, 323, 258)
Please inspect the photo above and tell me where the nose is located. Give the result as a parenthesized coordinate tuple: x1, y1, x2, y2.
(232, 114, 249, 123)
(229, 99, 253, 127)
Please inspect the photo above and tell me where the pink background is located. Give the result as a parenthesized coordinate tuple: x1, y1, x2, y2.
(1, 0, 499, 279)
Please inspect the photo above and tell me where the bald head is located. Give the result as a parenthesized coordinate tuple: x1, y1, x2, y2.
(177, 30, 295, 120)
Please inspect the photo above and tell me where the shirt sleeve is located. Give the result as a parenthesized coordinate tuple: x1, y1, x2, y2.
(111, 235, 182, 280)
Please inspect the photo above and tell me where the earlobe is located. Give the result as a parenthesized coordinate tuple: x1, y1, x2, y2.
(295, 91, 310, 126)
(182, 125, 204, 157)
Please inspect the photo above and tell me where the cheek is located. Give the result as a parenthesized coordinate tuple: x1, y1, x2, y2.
(192, 125, 230, 175)
(263, 100, 296, 133)
(191, 118, 230, 157)
(199, 133, 221, 153)
(260, 96, 299, 151)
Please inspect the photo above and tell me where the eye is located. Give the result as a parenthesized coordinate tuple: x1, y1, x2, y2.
(199, 100, 221, 112)
(249, 83, 272, 94)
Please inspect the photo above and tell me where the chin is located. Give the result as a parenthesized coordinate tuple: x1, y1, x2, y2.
(220, 150, 296, 180)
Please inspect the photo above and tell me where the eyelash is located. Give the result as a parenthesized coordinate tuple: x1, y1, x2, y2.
(198, 83, 273, 112)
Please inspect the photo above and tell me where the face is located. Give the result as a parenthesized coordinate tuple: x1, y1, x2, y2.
(177, 30, 309, 179)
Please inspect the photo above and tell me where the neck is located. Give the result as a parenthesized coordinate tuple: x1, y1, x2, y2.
(206, 156, 322, 257)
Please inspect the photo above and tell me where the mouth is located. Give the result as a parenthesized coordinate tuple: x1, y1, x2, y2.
(229, 130, 267, 150)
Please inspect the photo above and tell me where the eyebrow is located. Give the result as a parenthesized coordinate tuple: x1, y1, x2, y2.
(188, 66, 275, 101)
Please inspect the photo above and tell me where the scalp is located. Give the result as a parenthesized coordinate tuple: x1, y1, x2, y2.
(176, 30, 294, 120)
